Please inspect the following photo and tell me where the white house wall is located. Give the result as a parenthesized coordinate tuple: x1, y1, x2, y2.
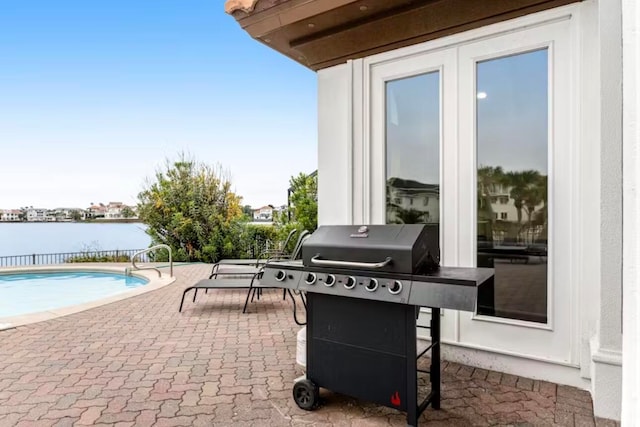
(622, 0, 640, 421)
(587, 0, 623, 420)
(317, 63, 352, 226)
(316, 1, 623, 420)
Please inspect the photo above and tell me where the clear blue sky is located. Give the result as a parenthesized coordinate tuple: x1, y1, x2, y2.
(0, 1, 318, 210)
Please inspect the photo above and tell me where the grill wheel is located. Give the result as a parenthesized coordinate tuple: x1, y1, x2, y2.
(293, 379, 320, 410)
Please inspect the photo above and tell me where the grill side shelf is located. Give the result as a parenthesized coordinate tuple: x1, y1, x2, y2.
(407, 267, 494, 312)
(417, 267, 494, 287)
(407, 280, 477, 312)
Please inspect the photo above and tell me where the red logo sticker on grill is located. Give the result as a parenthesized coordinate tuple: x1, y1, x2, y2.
(390, 391, 401, 406)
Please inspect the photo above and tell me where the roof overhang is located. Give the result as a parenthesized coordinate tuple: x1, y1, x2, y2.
(225, 0, 580, 71)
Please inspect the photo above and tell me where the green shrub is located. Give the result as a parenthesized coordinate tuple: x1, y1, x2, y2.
(237, 223, 279, 258)
(66, 254, 131, 263)
(137, 154, 244, 263)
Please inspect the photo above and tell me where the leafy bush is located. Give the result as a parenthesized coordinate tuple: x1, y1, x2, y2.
(134, 158, 318, 263)
(64, 243, 132, 263)
(137, 154, 244, 263)
(66, 253, 131, 263)
(274, 172, 318, 254)
(236, 223, 279, 259)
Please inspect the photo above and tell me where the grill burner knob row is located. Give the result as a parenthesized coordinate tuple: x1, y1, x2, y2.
(305, 273, 317, 285)
(344, 276, 356, 290)
(324, 274, 336, 287)
(275, 270, 286, 282)
(365, 278, 378, 292)
(389, 280, 402, 295)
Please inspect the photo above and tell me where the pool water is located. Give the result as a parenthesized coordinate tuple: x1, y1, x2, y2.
(0, 271, 148, 318)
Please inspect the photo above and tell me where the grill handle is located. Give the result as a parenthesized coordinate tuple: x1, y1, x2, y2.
(310, 255, 392, 269)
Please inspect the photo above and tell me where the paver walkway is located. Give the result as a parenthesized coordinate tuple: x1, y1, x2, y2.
(0, 264, 618, 426)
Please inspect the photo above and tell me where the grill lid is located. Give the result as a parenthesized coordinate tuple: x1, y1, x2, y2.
(301, 224, 439, 274)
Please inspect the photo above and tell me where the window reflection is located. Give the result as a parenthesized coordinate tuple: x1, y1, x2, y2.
(385, 72, 440, 227)
(476, 49, 549, 323)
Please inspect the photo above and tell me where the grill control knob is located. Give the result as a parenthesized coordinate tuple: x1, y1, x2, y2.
(365, 278, 378, 292)
(275, 270, 286, 282)
(344, 276, 356, 290)
(304, 272, 317, 285)
(389, 280, 402, 295)
(324, 274, 336, 287)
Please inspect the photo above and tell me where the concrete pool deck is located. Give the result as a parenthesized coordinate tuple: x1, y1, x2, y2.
(0, 263, 617, 426)
(0, 263, 175, 330)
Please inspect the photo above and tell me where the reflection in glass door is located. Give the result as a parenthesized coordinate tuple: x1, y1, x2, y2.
(385, 72, 440, 231)
(476, 49, 549, 323)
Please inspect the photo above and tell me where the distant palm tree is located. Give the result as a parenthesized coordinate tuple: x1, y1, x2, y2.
(477, 166, 504, 214)
(477, 166, 505, 241)
(523, 174, 546, 225)
(503, 170, 540, 224)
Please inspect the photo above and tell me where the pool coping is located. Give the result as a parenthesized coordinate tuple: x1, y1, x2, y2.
(0, 264, 176, 330)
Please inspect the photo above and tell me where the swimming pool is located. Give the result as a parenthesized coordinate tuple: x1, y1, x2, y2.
(0, 271, 149, 318)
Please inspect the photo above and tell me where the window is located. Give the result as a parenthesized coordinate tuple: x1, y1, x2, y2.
(476, 49, 548, 323)
(385, 71, 440, 226)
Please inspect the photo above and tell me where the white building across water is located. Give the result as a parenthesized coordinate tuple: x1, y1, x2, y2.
(225, 0, 639, 423)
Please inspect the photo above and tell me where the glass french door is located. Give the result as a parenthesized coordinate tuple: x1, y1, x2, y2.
(368, 17, 576, 362)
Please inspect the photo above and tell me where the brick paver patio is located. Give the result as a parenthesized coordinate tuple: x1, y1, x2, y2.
(0, 264, 619, 426)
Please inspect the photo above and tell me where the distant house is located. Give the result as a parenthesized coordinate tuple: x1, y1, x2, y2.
(45, 211, 57, 222)
(26, 208, 47, 222)
(86, 204, 107, 219)
(252, 205, 274, 221)
(52, 208, 86, 221)
(86, 202, 134, 220)
(273, 204, 287, 217)
(386, 178, 440, 225)
(105, 202, 124, 219)
(0, 209, 21, 222)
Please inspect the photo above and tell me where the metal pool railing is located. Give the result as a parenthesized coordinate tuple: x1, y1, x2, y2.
(127, 244, 173, 278)
(0, 249, 152, 267)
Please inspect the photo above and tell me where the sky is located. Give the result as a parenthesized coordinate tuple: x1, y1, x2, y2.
(387, 71, 440, 185)
(0, 1, 318, 210)
(477, 48, 548, 174)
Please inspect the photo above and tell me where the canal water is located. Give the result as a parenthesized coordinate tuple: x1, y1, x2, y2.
(0, 222, 151, 256)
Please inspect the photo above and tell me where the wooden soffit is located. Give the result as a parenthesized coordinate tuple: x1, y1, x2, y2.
(225, 0, 580, 71)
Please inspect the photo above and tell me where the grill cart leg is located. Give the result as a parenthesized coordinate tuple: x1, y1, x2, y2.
(431, 308, 441, 409)
(413, 307, 442, 425)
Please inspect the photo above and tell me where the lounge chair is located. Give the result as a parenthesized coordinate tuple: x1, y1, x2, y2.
(206, 228, 297, 273)
(179, 267, 265, 313)
(179, 232, 311, 313)
(209, 229, 310, 278)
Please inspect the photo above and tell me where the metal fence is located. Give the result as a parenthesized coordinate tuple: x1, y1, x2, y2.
(0, 236, 278, 268)
(0, 249, 151, 267)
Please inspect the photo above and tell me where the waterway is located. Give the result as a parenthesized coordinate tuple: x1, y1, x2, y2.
(0, 222, 151, 257)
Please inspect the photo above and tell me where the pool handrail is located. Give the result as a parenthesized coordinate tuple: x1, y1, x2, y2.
(128, 244, 173, 278)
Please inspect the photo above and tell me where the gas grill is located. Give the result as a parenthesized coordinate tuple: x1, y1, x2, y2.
(259, 224, 494, 427)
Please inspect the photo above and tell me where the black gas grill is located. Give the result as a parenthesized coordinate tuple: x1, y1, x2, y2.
(259, 224, 494, 426)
